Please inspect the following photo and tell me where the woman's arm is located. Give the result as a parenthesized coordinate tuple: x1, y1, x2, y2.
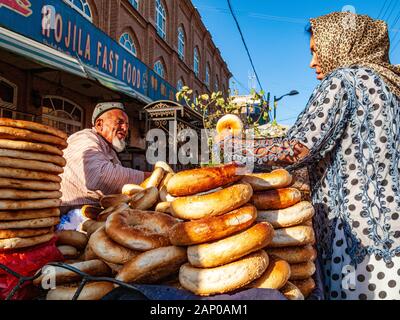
(262, 140, 310, 166)
(220, 69, 355, 169)
(222, 137, 309, 167)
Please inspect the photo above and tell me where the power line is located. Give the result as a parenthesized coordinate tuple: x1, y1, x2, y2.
(277, 115, 299, 123)
(391, 39, 400, 54)
(226, 0, 265, 94)
(386, 1, 399, 23)
(392, 11, 400, 28)
(391, 14, 400, 54)
(196, 5, 307, 25)
(378, 0, 390, 19)
(389, 12, 400, 50)
(382, 0, 395, 20)
(390, 35, 400, 55)
(232, 76, 251, 94)
(198, 4, 400, 34)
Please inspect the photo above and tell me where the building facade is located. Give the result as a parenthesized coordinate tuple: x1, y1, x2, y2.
(0, 0, 231, 170)
(109, 0, 231, 98)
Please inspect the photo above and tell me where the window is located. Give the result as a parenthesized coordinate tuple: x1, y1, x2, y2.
(155, 0, 166, 40)
(193, 47, 199, 77)
(41, 96, 83, 136)
(205, 63, 210, 88)
(64, 0, 93, 22)
(154, 60, 165, 79)
(129, 0, 139, 9)
(215, 76, 219, 92)
(0, 77, 17, 110)
(119, 33, 137, 57)
(177, 79, 184, 91)
(177, 27, 185, 60)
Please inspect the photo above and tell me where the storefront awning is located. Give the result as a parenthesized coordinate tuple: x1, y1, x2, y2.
(0, 27, 152, 105)
(82, 64, 153, 105)
(0, 0, 176, 104)
(0, 27, 87, 79)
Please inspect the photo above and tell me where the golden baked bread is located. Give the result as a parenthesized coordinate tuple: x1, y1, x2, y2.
(0, 233, 54, 250)
(292, 277, 316, 298)
(0, 178, 61, 191)
(56, 230, 88, 250)
(280, 281, 305, 300)
(170, 182, 253, 220)
(0, 126, 67, 148)
(89, 227, 139, 264)
(105, 209, 178, 251)
(0, 189, 62, 200)
(248, 255, 291, 290)
(0, 148, 66, 166)
(0, 139, 63, 156)
(0, 198, 61, 211)
(0, 217, 59, 229)
(256, 201, 315, 228)
(169, 205, 257, 246)
(187, 222, 274, 268)
(242, 169, 293, 191)
(268, 226, 316, 248)
(46, 282, 114, 300)
(179, 250, 269, 296)
(116, 246, 187, 284)
(267, 245, 317, 264)
(33, 260, 111, 287)
(0, 118, 67, 140)
(140, 167, 165, 189)
(250, 188, 302, 210)
(166, 163, 244, 197)
(0, 227, 52, 239)
(129, 187, 159, 210)
(0, 208, 60, 221)
(289, 261, 316, 280)
(0, 156, 64, 174)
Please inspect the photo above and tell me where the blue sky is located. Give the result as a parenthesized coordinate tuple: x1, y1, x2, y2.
(191, 0, 400, 125)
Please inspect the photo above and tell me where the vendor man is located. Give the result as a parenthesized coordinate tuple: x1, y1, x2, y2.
(59, 102, 149, 229)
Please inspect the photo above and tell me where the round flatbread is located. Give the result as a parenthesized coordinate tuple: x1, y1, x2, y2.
(0, 118, 67, 140)
(0, 167, 61, 182)
(0, 157, 63, 174)
(0, 178, 61, 191)
(0, 126, 67, 149)
(0, 189, 62, 200)
(0, 149, 66, 167)
(0, 199, 61, 210)
(0, 232, 55, 250)
(0, 208, 60, 221)
(0, 227, 52, 239)
(0, 217, 60, 230)
(0, 139, 63, 156)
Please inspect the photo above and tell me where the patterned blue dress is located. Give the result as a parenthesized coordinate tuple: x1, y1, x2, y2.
(285, 66, 400, 300)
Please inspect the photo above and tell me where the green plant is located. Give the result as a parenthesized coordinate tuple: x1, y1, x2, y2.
(176, 87, 272, 165)
(176, 87, 270, 135)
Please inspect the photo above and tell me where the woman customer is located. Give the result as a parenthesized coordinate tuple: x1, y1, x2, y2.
(229, 12, 400, 300)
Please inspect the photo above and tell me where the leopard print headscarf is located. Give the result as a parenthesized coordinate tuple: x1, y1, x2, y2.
(310, 12, 400, 98)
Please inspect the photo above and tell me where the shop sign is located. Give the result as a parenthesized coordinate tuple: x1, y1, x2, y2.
(0, 0, 176, 101)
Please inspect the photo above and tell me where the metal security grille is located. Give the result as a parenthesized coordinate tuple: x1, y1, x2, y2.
(0, 262, 143, 300)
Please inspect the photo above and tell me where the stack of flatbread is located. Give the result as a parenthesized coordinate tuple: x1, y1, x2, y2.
(0, 118, 68, 251)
